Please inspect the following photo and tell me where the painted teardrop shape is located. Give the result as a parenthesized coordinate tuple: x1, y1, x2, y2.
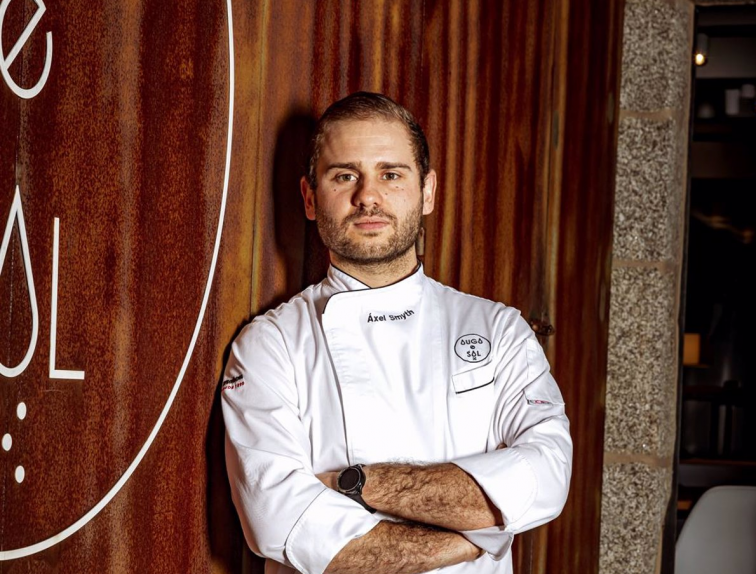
(0, 186, 39, 377)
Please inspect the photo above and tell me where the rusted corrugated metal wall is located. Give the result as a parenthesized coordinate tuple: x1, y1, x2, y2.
(1, 0, 236, 572)
(0, 1, 621, 572)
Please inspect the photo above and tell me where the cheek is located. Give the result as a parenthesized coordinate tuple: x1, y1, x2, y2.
(318, 193, 348, 215)
(393, 187, 422, 206)
(386, 184, 411, 200)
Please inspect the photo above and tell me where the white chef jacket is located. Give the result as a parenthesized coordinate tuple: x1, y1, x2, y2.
(222, 265, 572, 574)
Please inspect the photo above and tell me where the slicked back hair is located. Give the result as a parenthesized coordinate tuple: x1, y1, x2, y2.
(306, 92, 430, 190)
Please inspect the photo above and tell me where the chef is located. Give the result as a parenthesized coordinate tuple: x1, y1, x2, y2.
(222, 92, 572, 574)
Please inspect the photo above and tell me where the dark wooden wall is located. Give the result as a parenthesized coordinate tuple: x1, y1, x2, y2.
(545, 2, 624, 572)
(0, 1, 622, 572)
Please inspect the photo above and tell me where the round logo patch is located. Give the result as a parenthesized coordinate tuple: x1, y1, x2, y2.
(454, 334, 491, 363)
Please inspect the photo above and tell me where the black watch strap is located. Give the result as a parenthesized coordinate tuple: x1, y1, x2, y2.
(337, 464, 376, 513)
(347, 492, 376, 514)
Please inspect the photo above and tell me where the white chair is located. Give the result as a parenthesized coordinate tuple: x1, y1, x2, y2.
(676, 485, 756, 574)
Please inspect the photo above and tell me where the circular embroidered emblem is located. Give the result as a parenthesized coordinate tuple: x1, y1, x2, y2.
(454, 334, 491, 363)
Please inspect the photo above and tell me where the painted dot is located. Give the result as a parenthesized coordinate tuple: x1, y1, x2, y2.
(15, 466, 25, 483)
(16, 402, 26, 420)
(2, 434, 11, 451)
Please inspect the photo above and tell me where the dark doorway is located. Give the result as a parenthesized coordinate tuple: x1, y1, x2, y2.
(678, 2, 756, 535)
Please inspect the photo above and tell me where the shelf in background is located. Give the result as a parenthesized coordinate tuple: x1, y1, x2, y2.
(681, 458, 756, 467)
(682, 384, 752, 403)
(679, 458, 756, 489)
(693, 117, 756, 142)
(690, 140, 756, 178)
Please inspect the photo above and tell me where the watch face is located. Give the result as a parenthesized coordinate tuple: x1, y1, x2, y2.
(339, 468, 361, 492)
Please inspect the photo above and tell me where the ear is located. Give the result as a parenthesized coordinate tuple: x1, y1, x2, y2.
(421, 169, 437, 216)
(301, 176, 317, 221)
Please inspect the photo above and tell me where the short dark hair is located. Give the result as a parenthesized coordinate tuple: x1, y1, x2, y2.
(306, 92, 430, 190)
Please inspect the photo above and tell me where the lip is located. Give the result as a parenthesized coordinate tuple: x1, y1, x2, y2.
(351, 218, 390, 231)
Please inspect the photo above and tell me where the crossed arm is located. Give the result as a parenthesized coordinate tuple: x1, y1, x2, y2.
(324, 521, 477, 574)
(318, 463, 503, 574)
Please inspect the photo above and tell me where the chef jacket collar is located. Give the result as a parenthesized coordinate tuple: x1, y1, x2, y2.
(325, 263, 425, 295)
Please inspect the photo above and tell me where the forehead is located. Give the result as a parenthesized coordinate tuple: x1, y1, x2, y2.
(318, 119, 414, 166)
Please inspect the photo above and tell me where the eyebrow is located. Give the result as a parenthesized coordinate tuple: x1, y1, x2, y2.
(377, 162, 413, 171)
(324, 161, 413, 173)
(325, 162, 360, 172)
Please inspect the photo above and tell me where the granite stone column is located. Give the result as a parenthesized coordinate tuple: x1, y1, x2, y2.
(599, 1, 692, 572)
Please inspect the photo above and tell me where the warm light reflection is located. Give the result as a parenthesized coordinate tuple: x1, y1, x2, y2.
(694, 52, 707, 66)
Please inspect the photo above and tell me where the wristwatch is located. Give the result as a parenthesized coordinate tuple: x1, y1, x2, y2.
(336, 464, 376, 513)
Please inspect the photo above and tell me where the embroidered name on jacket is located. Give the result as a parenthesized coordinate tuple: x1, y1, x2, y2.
(367, 309, 415, 323)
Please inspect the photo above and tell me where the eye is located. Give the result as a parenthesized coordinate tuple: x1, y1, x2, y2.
(382, 172, 401, 181)
(335, 173, 357, 183)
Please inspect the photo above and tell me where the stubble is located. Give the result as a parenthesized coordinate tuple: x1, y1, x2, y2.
(315, 199, 423, 269)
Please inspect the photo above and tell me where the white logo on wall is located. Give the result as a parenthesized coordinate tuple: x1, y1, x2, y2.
(0, 0, 84, 383)
(0, 188, 86, 381)
(0, 0, 70, 500)
(0, 0, 235, 561)
(0, 0, 53, 99)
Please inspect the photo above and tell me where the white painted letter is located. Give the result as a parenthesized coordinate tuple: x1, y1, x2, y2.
(49, 218, 84, 380)
(0, 0, 53, 99)
(0, 186, 39, 378)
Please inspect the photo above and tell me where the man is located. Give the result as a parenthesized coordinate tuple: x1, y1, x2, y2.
(222, 92, 572, 574)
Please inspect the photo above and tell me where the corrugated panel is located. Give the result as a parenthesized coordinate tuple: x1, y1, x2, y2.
(545, 1, 624, 573)
(1, 1, 237, 571)
(421, 0, 557, 317)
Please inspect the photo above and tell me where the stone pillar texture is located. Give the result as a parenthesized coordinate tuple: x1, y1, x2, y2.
(599, 0, 692, 573)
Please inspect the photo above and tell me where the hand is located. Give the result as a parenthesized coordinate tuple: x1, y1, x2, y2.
(316, 471, 339, 490)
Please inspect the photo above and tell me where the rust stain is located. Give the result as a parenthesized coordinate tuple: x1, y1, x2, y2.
(1, 0, 239, 571)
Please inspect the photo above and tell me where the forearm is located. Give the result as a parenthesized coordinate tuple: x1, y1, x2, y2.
(324, 520, 479, 574)
(362, 463, 503, 531)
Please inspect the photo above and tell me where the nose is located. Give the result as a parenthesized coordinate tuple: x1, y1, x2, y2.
(352, 177, 382, 210)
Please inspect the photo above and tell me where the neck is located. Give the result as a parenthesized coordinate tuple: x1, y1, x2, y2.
(331, 250, 419, 288)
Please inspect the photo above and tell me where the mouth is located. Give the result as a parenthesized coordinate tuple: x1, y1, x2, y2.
(347, 210, 394, 232)
(351, 217, 391, 231)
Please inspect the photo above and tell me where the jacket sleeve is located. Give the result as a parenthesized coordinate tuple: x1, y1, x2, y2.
(222, 319, 381, 574)
(452, 314, 572, 559)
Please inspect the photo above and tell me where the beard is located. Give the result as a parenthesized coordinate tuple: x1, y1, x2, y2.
(315, 199, 423, 267)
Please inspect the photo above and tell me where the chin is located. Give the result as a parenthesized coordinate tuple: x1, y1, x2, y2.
(342, 242, 416, 266)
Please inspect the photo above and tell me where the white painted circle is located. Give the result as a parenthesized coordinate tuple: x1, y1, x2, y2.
(2, 434, 11, 451)
(15, 466, 25, 483)
(16, 402, 27, 420)
(0, 0, 234, 561)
